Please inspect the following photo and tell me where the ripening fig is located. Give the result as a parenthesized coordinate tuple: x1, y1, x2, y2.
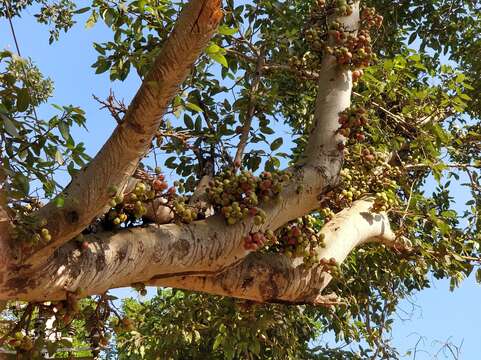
(252, 232, 265, 245)
(153, 179, 168, 192)
(356, 133, 365, 141)
(260, 179, 272, 190)
(291, 227, 301, 237)
(352, 70, 362, 81)
(32, 233, 41, 243)
(365, 154, 375, 162)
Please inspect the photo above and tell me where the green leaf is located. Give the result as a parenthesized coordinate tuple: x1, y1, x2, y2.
(85, 11, 98, 29)
(205, 43, 222, 55)
(184, 114, 194, 129)
(46, 341, 58, 356)
(207, 52, 228, 68)
(74, 6, 91, 14)
(165, 156, 177, 169)
(16, 88, 30, 112)
(58, 122, 70, 141)
(270, 137, 283, 151)
(59, 338, 73, 347)
(260, 126, 274, 135)
(2, 114, 19, 138)
(102, 8, 116, 27)
(55, 150, 64, 165)
(14, 174, 29, 195)
(213, 334, 223, 350)
(265, 157, 280, 171)
(186, 102, 203, 113)
(218, 25, 238, 36)
(195, 117, 202, 132)
(93, 42, 105, 55)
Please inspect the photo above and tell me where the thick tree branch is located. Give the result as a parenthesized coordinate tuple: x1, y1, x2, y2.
(26, 0, 223, 264)
(1, 165, 335, 301)
(148, 198, 395, 304)
(0, 3, 363, 302)
(303, 2, 359, 168)
(0, 198, 394, 303)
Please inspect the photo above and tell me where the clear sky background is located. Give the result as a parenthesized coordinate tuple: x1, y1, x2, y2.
(1, 6, 480, 359)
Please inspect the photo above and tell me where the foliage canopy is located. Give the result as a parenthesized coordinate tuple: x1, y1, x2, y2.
(1, 0, 481, 358)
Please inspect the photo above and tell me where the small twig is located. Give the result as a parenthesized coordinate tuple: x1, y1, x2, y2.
(226, 48, 320, 81)
(234, 49, 265, 167)
(198, 96, 234, 166)
(405, 162, 481, 170)
(263, 63, 320, 80)
(93, 90, 127, 124)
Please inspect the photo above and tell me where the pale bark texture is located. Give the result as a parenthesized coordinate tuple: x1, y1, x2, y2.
(148, 198, 395, 304)
(0, 1, 401, 307)
(28, 0, 224, 264)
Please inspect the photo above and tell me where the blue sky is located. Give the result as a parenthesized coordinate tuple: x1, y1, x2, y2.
(1, 6, 481, 359)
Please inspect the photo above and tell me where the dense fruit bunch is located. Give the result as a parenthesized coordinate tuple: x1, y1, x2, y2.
(171, 197, 199, 223)
(269, 216, 326, 266)
(305, 1, 383, 81)
(330, 4, 381, 68)
(243, 230, 277, 250)
(104, 170, 172, 227)
(326, 20, 377, 72)
(360, 6, 383, 29)
(106, 169, 201, 226)
(107, 181, 157, 226)
(337, 105, 368, 141)
(319, 257, 341, 277)
(319, 145, 402, 213)
(10, 203, 50, 253)
(206, 170, 290, 226)
(332, 0, 353, 17)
